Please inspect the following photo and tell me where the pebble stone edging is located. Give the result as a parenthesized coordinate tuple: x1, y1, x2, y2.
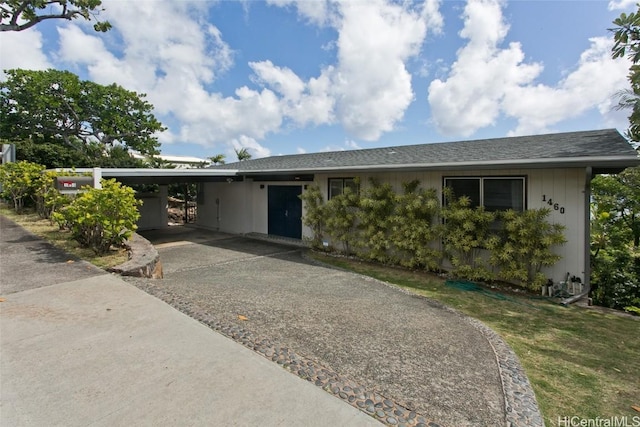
(302, 252, 545, 427)
(467, 319, 545, 427)
(130, 279, 441, 427)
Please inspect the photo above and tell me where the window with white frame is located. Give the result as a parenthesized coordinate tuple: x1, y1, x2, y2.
(444, 177, 525, 212)
(328, 178, 358, 199)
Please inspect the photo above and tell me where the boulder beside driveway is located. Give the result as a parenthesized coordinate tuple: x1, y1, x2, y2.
(108, 232, 163, 279)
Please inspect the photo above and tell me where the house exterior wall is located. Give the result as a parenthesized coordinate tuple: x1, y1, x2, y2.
(197, 167, 588, 285)
(136, 185, 168, 230)
(314, 167, 588, 284)
(197, 181, 253, 234)
(199, 180, 312, 237)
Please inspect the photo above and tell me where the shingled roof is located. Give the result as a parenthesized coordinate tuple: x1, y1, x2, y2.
(212, 129, 639, 175)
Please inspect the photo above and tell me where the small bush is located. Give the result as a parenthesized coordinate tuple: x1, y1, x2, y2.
(53, 179, 141, 254)
(0, 161, 44, 212)
(299, 184, 326, 249)
(389, 181, 441, 270)
(34, 170, 79, 220)
(490, 208, 566, 290)
(441, 189, 496, 281)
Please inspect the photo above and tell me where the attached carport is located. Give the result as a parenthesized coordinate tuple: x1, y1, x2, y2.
(76, 168, 240, 230)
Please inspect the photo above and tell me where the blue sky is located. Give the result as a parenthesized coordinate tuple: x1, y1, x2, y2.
(0, 0, 636, 161)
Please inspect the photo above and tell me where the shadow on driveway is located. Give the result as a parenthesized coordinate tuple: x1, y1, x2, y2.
(0, 215, 104, 295)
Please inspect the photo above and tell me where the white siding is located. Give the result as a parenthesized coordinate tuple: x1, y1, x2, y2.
(136, 185, 168, 230)
(197, 181, 253, 234)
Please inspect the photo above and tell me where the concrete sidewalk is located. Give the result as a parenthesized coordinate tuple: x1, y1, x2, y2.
(0, 217, 379, 426)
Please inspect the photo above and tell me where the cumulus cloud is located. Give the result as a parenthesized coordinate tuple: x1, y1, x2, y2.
(428, 0, 630, 137)
(54, 0, 276, 158)
(608, 0, 637, 10)
(0, 29, 51, 77)
(504, 37, 630, 135)
(263, 0, 442, 141)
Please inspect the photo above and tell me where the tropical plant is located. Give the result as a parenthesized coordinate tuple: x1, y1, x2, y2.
(591, 167, 640, 311)
(324, 186, 359, 255)
(389, 181, 442, 270)
(208, 154, 226, 165)
(299, 184, 326, 249)
(490, 208, 566, 290)
(52, 179, 141, 254)
(356, 178, 396, 262)
(0, 160, 44, 212)
(441, 188, 496, 281)
(234, 147, 252, 161)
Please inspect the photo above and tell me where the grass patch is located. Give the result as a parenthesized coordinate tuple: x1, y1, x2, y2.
(1, 205, 128, 269)
(309, 252, 640, 426)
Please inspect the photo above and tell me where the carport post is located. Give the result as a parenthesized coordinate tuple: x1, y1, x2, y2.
(93, 167, 102, 189)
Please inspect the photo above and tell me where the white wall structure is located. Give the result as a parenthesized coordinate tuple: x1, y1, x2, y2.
(136, 185, 168, 230)
(197, 180, 253, 234)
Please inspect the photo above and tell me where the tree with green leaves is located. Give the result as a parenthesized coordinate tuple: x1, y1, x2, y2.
(0, 0, 111, 32)
(611, 7, 640, 144)
(52, 178, 141, 254)
(234, 147, 252, 161)
(0, 160, 44, 212)
(208, 154, 226, 165)
(0, 69, 164, 168)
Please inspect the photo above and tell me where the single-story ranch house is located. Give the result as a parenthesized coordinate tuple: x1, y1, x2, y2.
(95, 129, 639, 290)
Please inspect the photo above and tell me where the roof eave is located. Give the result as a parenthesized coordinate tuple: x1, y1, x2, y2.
(239, 156, 640, 175)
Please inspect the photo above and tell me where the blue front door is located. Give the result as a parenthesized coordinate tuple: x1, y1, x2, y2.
(268, 185, 302, 239)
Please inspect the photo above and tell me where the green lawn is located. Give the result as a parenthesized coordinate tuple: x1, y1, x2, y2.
(309, 252, 640, 427)
(1, 205, 128, 268)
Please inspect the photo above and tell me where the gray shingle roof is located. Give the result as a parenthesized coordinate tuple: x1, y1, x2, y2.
(211, 129, 639, 174)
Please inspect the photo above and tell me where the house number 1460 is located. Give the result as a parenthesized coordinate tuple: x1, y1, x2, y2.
(542, 195, 565, 214)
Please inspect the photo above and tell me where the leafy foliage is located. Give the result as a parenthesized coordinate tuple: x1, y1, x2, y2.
(0, 0, 111, 32)
(53, 179, 141, 254)
(301, 179, 566, 287)
(235, 147, 252, 161)
(389, 181, 441, 270)
(441, 189, 496, 281)
(490, 209, 566, 290)
(208, 154, 226, 165)
(611, 8, 640, 143)
(1, 69, 164, 168)
(0, 160, 44, 212)
(299, 184, 326, 249)
(324, 186, 359, 255)
(591, 168, 640, 310)
(356, 178, 396, 262)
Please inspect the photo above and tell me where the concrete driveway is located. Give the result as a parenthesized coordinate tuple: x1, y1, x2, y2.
(128, 226, 533, 427)
(0, 216, 379, 427)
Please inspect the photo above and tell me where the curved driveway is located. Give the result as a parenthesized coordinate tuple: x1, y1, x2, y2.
(128, 227, 508, 426)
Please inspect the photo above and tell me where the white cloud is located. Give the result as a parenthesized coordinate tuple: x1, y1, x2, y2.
(266, 0, 332, 26)
(331, 0, 428, 140)
(504, 37, 630, 135)
(263, 0, 439, 141)
(428, 0, 541, 136)
(608, 0, 637, 10)
(0, 29, 51, 78)
(428, 0, 630, 137)
(55, 0, 278, 157)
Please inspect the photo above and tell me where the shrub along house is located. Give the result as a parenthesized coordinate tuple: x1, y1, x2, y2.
(194, 129, 639, 291)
